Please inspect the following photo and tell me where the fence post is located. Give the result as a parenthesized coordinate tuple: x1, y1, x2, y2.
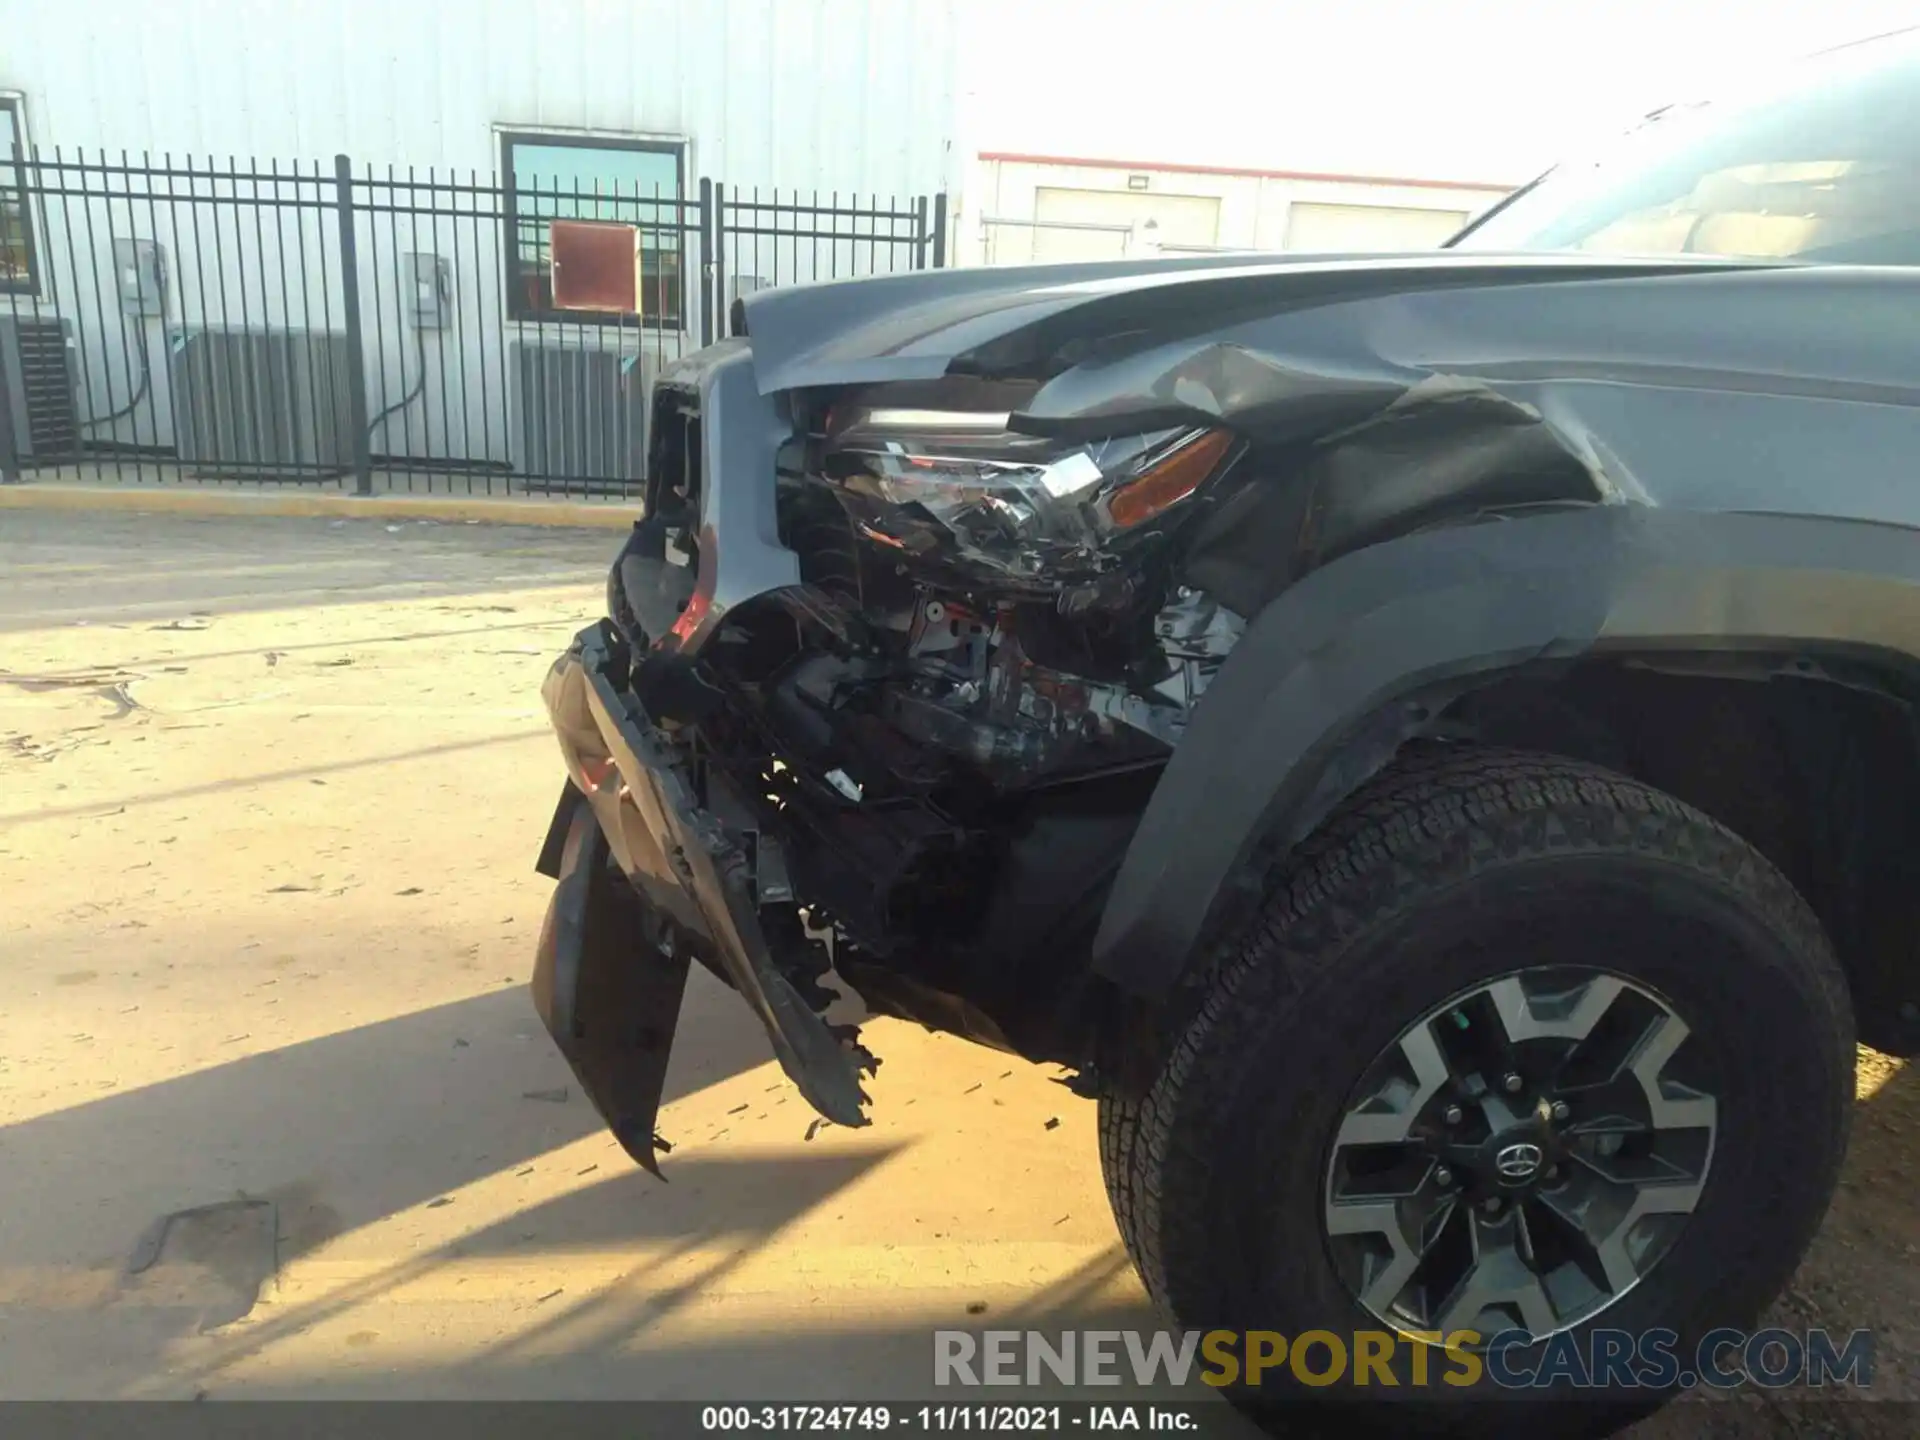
(697, 177, 714, 348)
(931, 193, 949, 269)
(0, 352, 19, 484)
(0, 142, 18, 482)
(332, 153, 373, 495)
(712, 183, 727, 337)
(914, 197, 929, 270)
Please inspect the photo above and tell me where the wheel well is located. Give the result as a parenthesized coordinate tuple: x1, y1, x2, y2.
(1441, 654, 1920, 1054)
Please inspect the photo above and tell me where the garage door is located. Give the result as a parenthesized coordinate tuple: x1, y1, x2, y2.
(1284, 202, 1470, 252)
(1029, 187, 1223, 263)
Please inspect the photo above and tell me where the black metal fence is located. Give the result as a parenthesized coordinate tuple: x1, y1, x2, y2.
(0, 149, 948, 498)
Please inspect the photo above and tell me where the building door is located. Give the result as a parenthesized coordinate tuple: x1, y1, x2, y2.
(1028, 186, 1223, 262)
(1282, 202, 1470, 251)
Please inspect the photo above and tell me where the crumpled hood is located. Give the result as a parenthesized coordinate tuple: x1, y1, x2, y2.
(732, 250, 1761, 396)
(733, 250, 1920, 613)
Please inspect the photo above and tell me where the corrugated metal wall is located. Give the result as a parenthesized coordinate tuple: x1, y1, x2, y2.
(0, 0, 957, 197)
(0, 0, 955, 494)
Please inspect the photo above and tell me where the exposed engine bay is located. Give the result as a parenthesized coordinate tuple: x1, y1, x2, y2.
(547, 253, 1698, 1149)
(606, 377, 1252, 1067)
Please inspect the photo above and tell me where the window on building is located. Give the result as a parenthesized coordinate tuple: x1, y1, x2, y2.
(501, 132, 684, 327)
(0, 97, 38, 293)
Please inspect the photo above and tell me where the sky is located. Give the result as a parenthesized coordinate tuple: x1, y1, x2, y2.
(957, 0, 1920, 184)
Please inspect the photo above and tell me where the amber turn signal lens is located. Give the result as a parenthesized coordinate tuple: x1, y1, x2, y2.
(1104, 429, 1234, 529)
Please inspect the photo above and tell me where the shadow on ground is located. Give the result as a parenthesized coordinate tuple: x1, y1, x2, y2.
(0, 972, 773, 1273)
(138, 1056, 1920, 1438)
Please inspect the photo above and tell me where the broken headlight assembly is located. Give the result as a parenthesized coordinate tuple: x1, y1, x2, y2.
(816, 395, 1237, 592)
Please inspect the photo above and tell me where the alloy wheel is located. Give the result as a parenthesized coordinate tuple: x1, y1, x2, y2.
(1322, 967, 1720, 1341)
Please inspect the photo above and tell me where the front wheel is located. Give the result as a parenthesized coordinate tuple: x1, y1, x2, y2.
(1098, 747, 1854, 1437)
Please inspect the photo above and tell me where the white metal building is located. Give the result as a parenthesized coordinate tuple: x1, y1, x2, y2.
(0, 0, 959, 197)
(0, 0, 959, 493)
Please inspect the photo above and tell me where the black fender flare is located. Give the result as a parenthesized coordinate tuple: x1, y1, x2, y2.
(1090, 504, 1920, 996)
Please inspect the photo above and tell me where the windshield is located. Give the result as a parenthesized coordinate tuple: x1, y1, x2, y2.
(1453, 30, 1920, 264)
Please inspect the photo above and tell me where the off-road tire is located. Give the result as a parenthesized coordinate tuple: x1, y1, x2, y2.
(1098, 746, 1854, 1437)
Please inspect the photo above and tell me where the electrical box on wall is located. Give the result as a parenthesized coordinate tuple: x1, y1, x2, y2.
(113, 239, 167, 318)
(404, 253, 453, 328)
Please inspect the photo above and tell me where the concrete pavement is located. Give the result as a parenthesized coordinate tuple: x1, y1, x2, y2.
(0, 510, 1159, 1406)
(2, 509, 1913, 1434)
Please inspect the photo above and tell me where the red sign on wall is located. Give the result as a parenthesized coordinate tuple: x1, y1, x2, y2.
(549, 220, 644, 313)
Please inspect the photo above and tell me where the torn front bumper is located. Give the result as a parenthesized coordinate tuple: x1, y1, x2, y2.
(532, 620, 870, 1170)
(531, 792, 690, 1176)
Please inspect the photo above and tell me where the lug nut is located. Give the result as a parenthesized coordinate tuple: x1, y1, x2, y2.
(1482, 1197, 1504, 1216)
(1433, 1167, 1454, 1188)
(1545, 1164, 1561, 1182)
(1443, 1105, 1464, 1125)
(1550, 1101, 1571, 1122)
(1596, 1133, 1623, 1157)
(1503, 1073, 1524, 1094)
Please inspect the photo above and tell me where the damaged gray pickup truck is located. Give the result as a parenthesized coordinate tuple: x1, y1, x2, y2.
(533, 30, 1920, 1435)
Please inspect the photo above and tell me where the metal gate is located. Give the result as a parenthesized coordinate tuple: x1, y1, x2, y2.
(0, 149, 948, 498)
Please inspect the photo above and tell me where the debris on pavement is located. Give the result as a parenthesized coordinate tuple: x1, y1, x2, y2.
(127, 1197, 274, 1276)
(102, 681, 143, 718)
